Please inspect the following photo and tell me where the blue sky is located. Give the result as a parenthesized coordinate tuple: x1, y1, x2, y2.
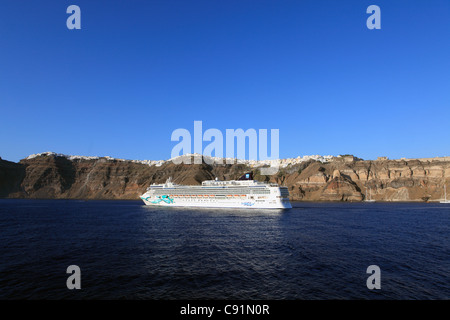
(1, 0, 449, 162)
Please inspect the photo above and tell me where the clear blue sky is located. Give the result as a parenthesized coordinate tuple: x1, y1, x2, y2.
(1, 0, 449, 162)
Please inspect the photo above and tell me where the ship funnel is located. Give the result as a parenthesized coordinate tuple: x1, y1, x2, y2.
(238, 172, 253, 181)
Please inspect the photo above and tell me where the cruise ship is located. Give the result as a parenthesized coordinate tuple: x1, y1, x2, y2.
(140, 172, 291, 209)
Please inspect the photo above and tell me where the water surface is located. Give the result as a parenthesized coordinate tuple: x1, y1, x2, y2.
(0, 199, 448, 299)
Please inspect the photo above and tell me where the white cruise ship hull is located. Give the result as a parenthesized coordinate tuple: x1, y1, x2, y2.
(140, 195, 292, 209)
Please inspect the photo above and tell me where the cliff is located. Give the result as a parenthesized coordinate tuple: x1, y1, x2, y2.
(280, 157, 450, 202)
(1, 153, 449, 202)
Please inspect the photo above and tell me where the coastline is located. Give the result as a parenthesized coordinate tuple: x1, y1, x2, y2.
(1, 153, 449, 203)
(0, 197, 444, 204)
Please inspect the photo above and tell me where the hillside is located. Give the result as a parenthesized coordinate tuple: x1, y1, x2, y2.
(1, 153, 449, 202)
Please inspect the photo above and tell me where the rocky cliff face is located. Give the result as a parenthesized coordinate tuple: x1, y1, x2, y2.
(1, 154, 449, 201)
(279, 157, 450, 202)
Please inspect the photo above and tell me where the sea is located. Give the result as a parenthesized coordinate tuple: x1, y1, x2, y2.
(0, 199, 448, 300)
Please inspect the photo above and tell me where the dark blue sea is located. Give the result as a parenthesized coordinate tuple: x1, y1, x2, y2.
(0, 199, 448, 300)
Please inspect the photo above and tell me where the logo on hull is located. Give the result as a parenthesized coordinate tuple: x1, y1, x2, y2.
(242, 202, 255, 206)
(142, 195, 174, 204)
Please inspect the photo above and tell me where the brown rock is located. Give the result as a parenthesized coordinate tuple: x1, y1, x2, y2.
(1, 154, 450, 202)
